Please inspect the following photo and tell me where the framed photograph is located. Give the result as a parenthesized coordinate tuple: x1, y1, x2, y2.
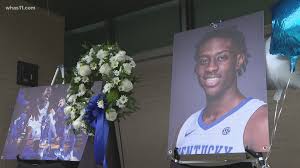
(168, 11, 269, 156)
(2, 85, 88, 161)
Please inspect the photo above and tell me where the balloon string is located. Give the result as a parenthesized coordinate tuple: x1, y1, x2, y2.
(273, 99, 278, 129)
(264, 99, 279, 167)
(265, 75, 292, 166)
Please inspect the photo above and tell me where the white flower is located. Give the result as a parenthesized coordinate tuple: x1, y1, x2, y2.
(119, 50, 126, 57)
(118, 79, 133, 92)
(98, 59, 104, 66)
(64, 106, 72, 115)
(97, 100, 104, 109)
(116, 100, 125, 108)
(82, 76, 89, 83)
(103, 83, 113, 93)
(74, 77, 81, 83)
(78, 65, 92, 76)
(96, 49, 107, 59)
(99, 63, 111, 76)
(89, 48, 95, 56)
(116, 95, 128, 109)
(76, 62, 82, 71)
(123, 63, 132, 75)
(79, 83, 86, 91)
(129, 60, 136, 68)
(106, 108, 118, 121)
(68, 94, 77, 103)
(110, 56, 118, 63)
(77, 92, 84, 97)
(77, 84, 86, 96)
(79, 84, 86, 92)
(115, 51, 126, 62)
(113, 70, 120, 76)
(112, 77, 120, 85)
(72, 117, 83, 130)
(125, 55, 133, 61)
(111, 60, 119, 69)
(70, 112, 76, 120)
(82, 55, 93, 64)
(90, 62, 97, 70)
(119, 95, 128, 104)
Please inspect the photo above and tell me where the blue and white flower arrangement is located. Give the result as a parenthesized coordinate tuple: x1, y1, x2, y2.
(65, 44, 137, 135)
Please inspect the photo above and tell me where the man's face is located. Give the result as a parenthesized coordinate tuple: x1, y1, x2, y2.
(43, 87, 52, 98)
(195, 37, 244, 98)
(58, 98, 65, 107)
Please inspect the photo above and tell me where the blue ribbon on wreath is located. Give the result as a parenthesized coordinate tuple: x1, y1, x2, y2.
(84, 93, 109, 168)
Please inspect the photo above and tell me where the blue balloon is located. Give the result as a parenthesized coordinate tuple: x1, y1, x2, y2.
(270, 0, 300, 72)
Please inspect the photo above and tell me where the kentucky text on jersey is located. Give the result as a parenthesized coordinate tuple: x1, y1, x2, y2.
(178, 145, 233, 155)
(176, 98, 266, 154)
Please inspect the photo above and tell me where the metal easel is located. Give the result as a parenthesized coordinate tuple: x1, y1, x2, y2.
(51, 65, 65, 86)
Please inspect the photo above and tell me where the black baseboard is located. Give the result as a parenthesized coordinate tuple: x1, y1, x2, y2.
(170, 160, 253, 168)
(16, 156, 79, 168)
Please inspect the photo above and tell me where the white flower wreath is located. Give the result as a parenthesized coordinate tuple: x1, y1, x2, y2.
(65, 44, 137, 134)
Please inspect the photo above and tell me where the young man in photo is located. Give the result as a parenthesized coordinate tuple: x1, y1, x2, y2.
(176, 28, 269, 155)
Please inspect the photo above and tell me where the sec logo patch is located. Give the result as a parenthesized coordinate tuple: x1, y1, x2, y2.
(222, 127, 231, 135)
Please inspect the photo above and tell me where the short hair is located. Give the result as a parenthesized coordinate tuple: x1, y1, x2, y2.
(195, 27, 250, 75)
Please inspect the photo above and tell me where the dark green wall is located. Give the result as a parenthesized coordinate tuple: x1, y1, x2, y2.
(114, 1, 180, 57)
(194, 0, 277, 27)
(64, 25, 110, 70)
(64, 0, 278, 68)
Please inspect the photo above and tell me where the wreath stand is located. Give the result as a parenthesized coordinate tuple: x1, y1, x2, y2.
(170, 147, 266, 168)
(78, 80, 122, 168)
(78, 122, 121, 168)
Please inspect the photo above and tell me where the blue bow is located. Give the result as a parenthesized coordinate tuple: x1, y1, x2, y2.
(84, 94, 109, 168)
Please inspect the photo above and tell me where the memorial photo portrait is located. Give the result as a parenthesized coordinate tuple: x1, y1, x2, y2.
(168, 12, 269, 155)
